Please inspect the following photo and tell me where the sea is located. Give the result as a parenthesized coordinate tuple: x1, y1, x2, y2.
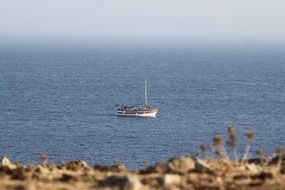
(0, 42, 284, 168)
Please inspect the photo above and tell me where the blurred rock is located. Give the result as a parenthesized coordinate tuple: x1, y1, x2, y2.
(140, 162, 170, 174)
(0, 155, 285, 190)
(98, 175, 143, 190)
(65, 160, 88, 170)
(245, 163, 262, 174)
(35, 165, 50, 175)
(158, 174, 182, 186)
(194, 159, 211, 173)
(168, 156, 195, 174)
(0, 155, 17, 170)
(10, 168, 28, 180)
(60, 173, 79, 182)
(94, 163, 127, 172)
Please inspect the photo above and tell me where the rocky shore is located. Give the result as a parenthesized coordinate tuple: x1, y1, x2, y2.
(1, 155, 285, 190)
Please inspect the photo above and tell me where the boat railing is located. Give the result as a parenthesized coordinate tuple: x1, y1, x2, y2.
(117, 105, 155, 112)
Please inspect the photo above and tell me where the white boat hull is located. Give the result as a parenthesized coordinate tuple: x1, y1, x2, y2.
(117, 111, 158, 117)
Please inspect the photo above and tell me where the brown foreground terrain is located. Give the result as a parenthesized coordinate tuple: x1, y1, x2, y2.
(0, 155, 285, 190)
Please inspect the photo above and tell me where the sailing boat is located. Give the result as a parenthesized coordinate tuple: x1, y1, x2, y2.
(117, 80, 158, 117)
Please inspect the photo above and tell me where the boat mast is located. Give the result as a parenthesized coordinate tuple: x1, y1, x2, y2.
(144, 79, 147, 108)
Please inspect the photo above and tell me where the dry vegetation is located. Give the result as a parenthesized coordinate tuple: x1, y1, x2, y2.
(0, 127, 285, 190)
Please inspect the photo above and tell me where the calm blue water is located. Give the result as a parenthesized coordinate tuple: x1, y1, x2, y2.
(0, 44, 284, 168)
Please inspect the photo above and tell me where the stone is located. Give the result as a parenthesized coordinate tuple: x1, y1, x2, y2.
(60, 173, 79, 182)
(168, 156, 195, 174)
(94, 163, 127, 172)
(161, 174, 182, 186)
(98, 174, 143, 190)
(140, 162, 170, 174)
(245, 163, 261, 174)
(0, 155, 17, 169)
(194, 159, 211, 173)
(35, 165, 50, 175)
(11, 168, 29, 180)
(80, 160, 88, 168)
(65, 160, 88, 170)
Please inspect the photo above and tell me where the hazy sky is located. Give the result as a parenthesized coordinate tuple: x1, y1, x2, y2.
(0, 0, 285, 43)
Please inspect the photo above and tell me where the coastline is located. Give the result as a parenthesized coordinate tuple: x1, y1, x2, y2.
(1, 155, 285, 190)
